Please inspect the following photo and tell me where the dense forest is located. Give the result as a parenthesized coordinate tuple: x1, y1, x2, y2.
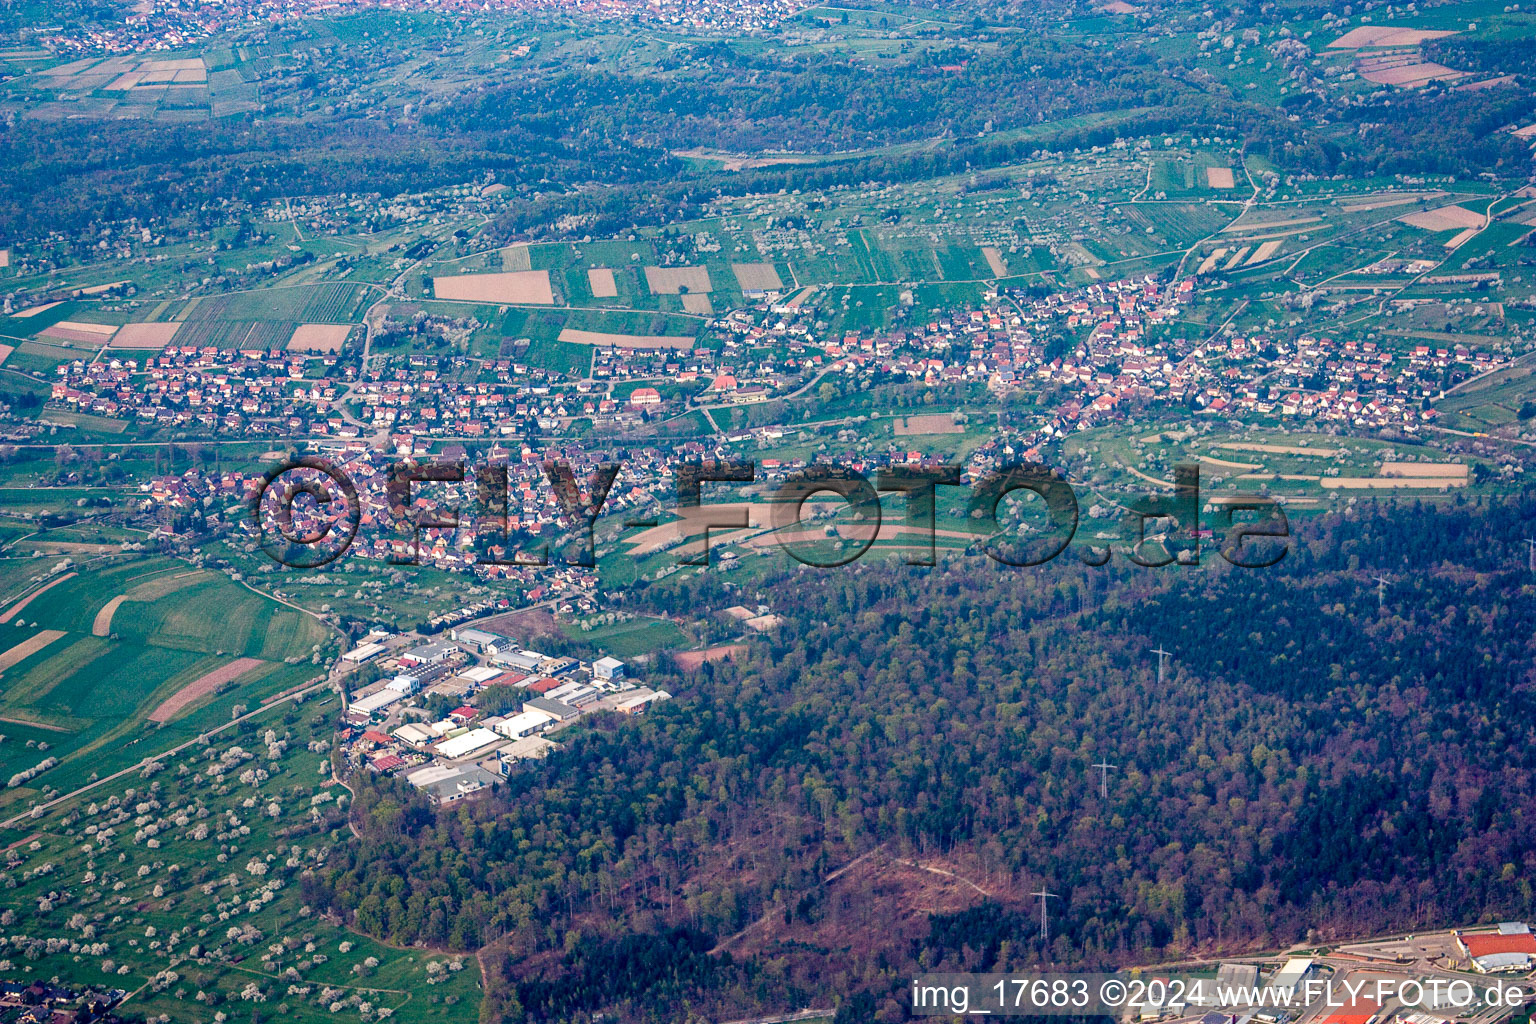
(6, 12, 1535, 241)
(312, 493, 1536, 1022)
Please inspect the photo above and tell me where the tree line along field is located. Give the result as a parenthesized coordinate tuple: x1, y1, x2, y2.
(0, 692, 483, 1024)
(0, 556, 334, 811)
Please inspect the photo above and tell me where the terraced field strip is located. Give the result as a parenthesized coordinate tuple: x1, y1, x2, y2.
(1217, 442, 1343, 457)
(147, 656, 264, 723)
(91, 597, 125, 636)
(0, 630, 66, 672)
(0, 573, 77, 624)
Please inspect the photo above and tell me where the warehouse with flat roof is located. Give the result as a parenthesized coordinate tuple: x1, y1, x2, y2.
(436, 727, 502, 760)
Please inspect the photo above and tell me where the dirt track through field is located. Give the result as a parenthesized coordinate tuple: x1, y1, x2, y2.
(148, 656, 263, 723)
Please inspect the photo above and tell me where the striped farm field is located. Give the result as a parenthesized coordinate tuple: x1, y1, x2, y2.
(0, 554, 333, 808)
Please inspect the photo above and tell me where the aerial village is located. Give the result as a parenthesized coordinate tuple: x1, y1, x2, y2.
(31, 0, 803, 56)
(31, 273, 1505, 563)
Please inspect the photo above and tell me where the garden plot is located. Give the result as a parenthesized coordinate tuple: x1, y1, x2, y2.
(1245, 240, 1283, 265)
(0, 630, 65, 673)
(1206, 167, 1236, 189)
(1327, 27, 1457, 48)
(894, 414, 963, 435)
(147, 655, 264, 723)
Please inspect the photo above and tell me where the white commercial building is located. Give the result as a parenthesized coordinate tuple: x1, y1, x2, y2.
(436, 727, 502, 760)
(385, 674, 420, 693)
(494, 709, 555, 739)
(342, 642, 385, 663)
(1268, 958, 1313, 998)
(393, 723, 437, 747)
(350, 689, 405, 716)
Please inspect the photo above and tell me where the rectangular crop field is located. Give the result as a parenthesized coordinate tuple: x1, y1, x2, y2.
(730, 263, 784, 291)
(587, 268, 619, 297)
(432, 270, 555, 304)
(1206, 166, 1236, 189)
(111, 322, 181, 349)
(287, 323, 351, 352)
(1399, 205, 1485, 231)
(644, 266, 713, 294)
(558, 329, 695, 349)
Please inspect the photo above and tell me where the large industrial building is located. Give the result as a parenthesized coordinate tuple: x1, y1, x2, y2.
(1455, 924, 1536, 973)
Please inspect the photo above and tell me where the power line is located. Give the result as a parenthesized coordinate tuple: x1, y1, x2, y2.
(1092, 759, 1116, 799)
(1032, 886, 1059, 947)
